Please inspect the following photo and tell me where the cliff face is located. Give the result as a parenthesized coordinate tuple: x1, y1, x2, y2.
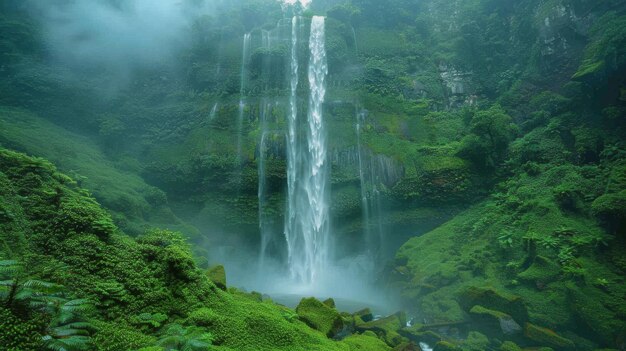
(0, 0, 624, 348)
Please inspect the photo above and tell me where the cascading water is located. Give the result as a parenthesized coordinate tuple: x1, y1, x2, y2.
(257, 100, 270, 270)
(284, 15, 301, 283)
(209, 103, 218, 121)
(303, 15, 330, 283)
(356, 107, 386, 261)
(236, 33, 251, 165)
(356, 109, 371, 249)
(284, 16, 329, 285)
(351, 26, 358, 55)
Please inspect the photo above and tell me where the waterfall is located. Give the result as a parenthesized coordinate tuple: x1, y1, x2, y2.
(304, 15, 330, 283)
(284, 16, 329, 284)
(356, 108, 387, 261)
(351, 26, 358, 55)
(285, 15, 301, 282)
(356, 109, 371, 249)
(258, 100, 270, 270)
(236, 33, 251, 164)
(209, 103, 218, 121)
(262, 29, 271, 49)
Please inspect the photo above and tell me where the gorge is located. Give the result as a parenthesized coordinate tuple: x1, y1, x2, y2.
(0, 0, 624, 350)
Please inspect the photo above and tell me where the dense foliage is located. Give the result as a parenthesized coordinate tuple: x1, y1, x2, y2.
(0, 0, 624, 350)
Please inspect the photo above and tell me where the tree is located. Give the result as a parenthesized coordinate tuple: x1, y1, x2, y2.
(458, 105, 518, 168)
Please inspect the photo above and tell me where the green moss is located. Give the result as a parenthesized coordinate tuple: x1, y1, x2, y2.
(0, 107, 189, 236)
(568, 283, 626, 346)
(460, 287, 528, 324)
(91, 320, 156, 351)
(0, 148, 388, 351)
(500, 341, 522, 351)
(517, 256, 561, 284)
(342, 333, 392, 350)
(572, 60, 606, 80)
(206, 265, 227, 291)
(296, 297, 344, 338)
(434, 341, 461, 351)
(356, 312, 407, 347)
(461, 331, 490, 351)
(592, 190, 626, 226)
(523, 323, 574, 349)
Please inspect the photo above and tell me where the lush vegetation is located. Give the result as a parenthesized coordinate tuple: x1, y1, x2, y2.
(0, 0, 624, 350)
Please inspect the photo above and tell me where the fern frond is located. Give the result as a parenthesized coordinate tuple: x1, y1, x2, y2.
(51, 327, 90, 337)
(23, 279, 62, 292)
(63, 322, 95, 330)
(0, 260, 21, 277)
(61, 299, 94, 313)
(43, 335, 91, 351)
(0, 279, 16, 287)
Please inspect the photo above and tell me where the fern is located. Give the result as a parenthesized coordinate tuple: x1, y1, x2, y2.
(0, 260, 22, 276)
(43, 335, 91, 351)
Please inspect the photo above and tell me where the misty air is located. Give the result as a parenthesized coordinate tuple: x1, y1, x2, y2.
(0, 0, 624, 350)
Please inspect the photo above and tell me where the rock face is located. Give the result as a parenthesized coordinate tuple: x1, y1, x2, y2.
(296, 297, 344, 338)
(438, 63, 475, 109)
(206, 265, 227, 290)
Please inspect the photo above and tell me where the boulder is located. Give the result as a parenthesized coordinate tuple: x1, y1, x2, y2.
(355, 308, 374, 323)
(394, 342, 423, 351)
(296, 297, 344, 338)
(323, 298, 336, 308)
(469, 305, 522, 338)
(399, 324, 446, 345)
(356, 312, 408, 347)
(500, 341, 522, 351)
(517, 256, 561, 285)
(206, 265, 227, 290)
(462, 331, 490, 351)
(459, 286, 529, 324)
(524, 323, 575, 350)
(433, 341, 460, 351)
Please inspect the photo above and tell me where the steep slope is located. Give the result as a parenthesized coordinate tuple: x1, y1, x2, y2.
(0, 148, 394, 351)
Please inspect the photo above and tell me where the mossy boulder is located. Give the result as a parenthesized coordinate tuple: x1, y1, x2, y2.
(394, 341, 423, 351)
(399, 323, 446, 345)
(323, 298, 336, 308)
(295, 297, 344, 338)
(568, 285, 625, 347)
(459, 287, 529, 324)
(523, 323, 574, 350)
(206, 265, 227, 290)
(433, 341, 461, 351)
(500, 341, 522, 351)
(462, 331, 490, 351)
(342, 333, 393, 350)
(355, 308, 374, 323)
(356, 312, 408, 347)
(517, 256, 561, 285)
(469, 305, 522, 338)
(591, 190, 626, 232)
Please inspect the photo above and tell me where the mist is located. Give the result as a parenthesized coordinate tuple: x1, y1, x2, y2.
(24, 0, 263, 91)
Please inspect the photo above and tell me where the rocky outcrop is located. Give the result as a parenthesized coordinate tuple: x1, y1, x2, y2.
(206, 265, 227, 290)
(296, 297, 345, 338)
(524, 323, 575, 350)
